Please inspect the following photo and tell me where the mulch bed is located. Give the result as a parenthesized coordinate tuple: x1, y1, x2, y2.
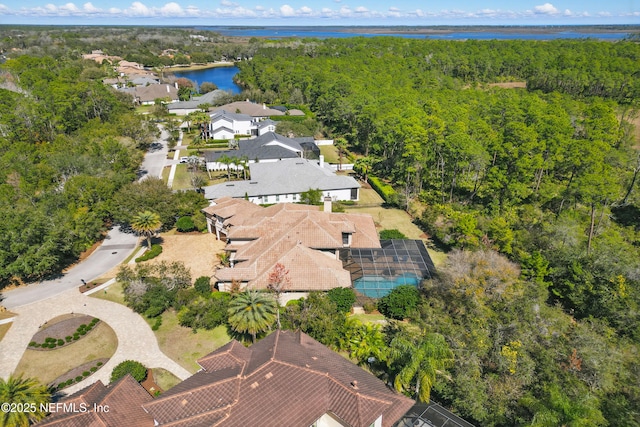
(79, 282, 101, 293)
(50, 358, 110, 391)
(141, 369, 164, 397)
(29, 314, 99, 350)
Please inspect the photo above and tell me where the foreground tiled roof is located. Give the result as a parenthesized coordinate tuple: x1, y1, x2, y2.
(143, 330, 415, 427)
(212, 101, 285, 117)
(36, 375, 154, 427)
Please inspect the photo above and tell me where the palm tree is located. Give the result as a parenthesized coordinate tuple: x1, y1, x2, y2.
(227, 290, 276, 343)
(334, 137, 348, 171)
(340, 318, 387, 366)
(131, 211, 162, 248)
(0, 375, 50, 427)
(218, 154, 232, 181)
(388, 331, 454, 402)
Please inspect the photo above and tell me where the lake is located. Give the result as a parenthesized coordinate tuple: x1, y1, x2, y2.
(170, 66, 242, 94)
(195, 26, 634, 41)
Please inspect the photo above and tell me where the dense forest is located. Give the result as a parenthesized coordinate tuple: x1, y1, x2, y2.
(234, 37, 640, 425)
(1, 28, 640, 425)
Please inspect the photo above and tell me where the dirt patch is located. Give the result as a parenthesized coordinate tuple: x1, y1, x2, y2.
(141, 369, 162, 396)
(147, 233, 226, 280)
(488, 81, 527, 89)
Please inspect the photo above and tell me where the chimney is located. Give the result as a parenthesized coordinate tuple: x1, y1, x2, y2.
(262, 103, 266, 109)
(319, 155, 324, 169)
(166, 85, 170, 93)
(324, 196, 332, 213)
(174, 82, 178, 89)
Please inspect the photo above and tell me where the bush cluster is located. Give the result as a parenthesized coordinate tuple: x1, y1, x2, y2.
(111, 360, 147, 383)
(176, 216, 196, 232)
(135, 244, 163, 262)
(29, 318, 100, 349)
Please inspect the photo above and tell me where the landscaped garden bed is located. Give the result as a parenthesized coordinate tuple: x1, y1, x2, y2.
(50, 358, 109, 391)
(28, 315, 100, 350)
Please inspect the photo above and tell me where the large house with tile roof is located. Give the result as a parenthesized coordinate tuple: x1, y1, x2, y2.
(202, 197, 378, 298)
(37, 331, 432, 427)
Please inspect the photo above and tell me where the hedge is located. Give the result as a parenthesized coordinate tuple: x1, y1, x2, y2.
(369, 176, 398, 204)
(136, 244, 163, 262)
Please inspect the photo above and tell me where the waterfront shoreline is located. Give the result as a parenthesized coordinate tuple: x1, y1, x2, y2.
(164, 62, 235, 72)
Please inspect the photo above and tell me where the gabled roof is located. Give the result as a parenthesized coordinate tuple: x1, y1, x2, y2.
(203, 158, 359, 200)
(142, 330, 415, 427)
(212, 101, 285, 117)
(250, 131, 303, 153)
(36, 375, 153, 427)
(209, 109, 253, 123)
(201, 197, 263, 223)
(167, 90, 228, 111)
(120, 84, 178, 103)
(209, 201, 379, 290)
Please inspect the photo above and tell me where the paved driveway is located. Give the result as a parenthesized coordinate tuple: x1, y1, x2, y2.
(2, 227, 137, 309)
(0, 288, 191, 390)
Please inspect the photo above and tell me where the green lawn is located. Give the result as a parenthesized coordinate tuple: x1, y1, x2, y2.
(91, 281, 126, 306)
(152, 368, 182, 392)
(14, 322, 118, 385)
(319, 145, 340, 163)
(153, 310, 232, 373)
(349, 313, 386, 323)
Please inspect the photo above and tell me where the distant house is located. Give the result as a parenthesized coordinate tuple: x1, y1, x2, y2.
(119, 83, 179, 105)
(204, 132, 304, 172)
(167, 89, 228, 115)
(206, 109, 255, 139)
(203, 156, 360, 204)
(202, 197, 379, 296)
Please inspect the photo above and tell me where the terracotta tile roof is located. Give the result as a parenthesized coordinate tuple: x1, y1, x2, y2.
(211, 200, 380, 291)
(36, 376, 153, 427)
(143, 330, 414, 427)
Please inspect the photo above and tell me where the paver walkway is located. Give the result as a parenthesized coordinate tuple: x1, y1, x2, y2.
(0, 289, 191, 393)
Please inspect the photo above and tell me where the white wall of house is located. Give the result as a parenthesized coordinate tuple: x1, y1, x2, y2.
(257, 124, 276, 135)
(315, 139, 335, 146)
(211, 129, 235, 140)
(311, 412, 349, 427)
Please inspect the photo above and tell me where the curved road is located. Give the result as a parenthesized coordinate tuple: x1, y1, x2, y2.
(0, 125, 194, 384)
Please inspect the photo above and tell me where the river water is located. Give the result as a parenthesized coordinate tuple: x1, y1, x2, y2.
(170, 66, 242, 94)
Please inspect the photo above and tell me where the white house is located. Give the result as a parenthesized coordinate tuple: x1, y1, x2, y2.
(203, 156, 360, 204)
(206, 110, 254, 140)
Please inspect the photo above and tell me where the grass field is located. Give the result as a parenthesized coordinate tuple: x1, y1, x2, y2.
(350, 313, 386, 323)
(91, 281, 126, 306)
(153, 310, 231, 373)
(356, 186, 384, 205)
(319, 145, 340, 163)
(152, 367, 182, 392)
(14, 322, 118, 384)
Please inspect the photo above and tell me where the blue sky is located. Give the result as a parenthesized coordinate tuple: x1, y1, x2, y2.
(0, 1, 638, 25)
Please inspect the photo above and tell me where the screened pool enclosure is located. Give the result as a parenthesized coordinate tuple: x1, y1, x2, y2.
(340, 239, 436, 298)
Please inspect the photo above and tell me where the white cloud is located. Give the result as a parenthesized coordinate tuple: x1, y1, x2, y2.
(300, 6, 312, 14)
(160, 2, 183, 15)
(280, 4, 294, 16)
(534, 3, 558, 14)
(83, 2, 100, 12)
(354, 6, 368, 13)
(125, 1, 152, 16)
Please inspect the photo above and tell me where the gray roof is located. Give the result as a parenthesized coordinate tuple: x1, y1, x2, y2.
(204, 132, 303, 163)
(167, 90, 228, 111)
(203, 157, 359, 199)
(210, 109, 253, 123)
(257, 119, 277, 129)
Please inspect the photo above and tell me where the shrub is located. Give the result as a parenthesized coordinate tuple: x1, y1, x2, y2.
(176, 216, 196, 232)
(379, 229, 407, 239)
(110, 360, 147, 383)
(97, 362, 103, 366)
(73, 334, 80, 340)
(377, 285, 420, 320)
(369, 176, 400, 206)
(194, 276, 211, 296)
(83, 371, 90, 377)
(79, 330, 86, 335)
(327, 287, 356, 313)
(90, 318, 99, 325)
(135, 244, 163, 262)
(57, 339, 64, 346)
(90, 367, 97, 373)
(76, 376, 83, 382)
(152, 316, 163, 331)
(363, 301, 377, 313)
(29, 341, 36, 347)
(65, 336, 72, 342)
